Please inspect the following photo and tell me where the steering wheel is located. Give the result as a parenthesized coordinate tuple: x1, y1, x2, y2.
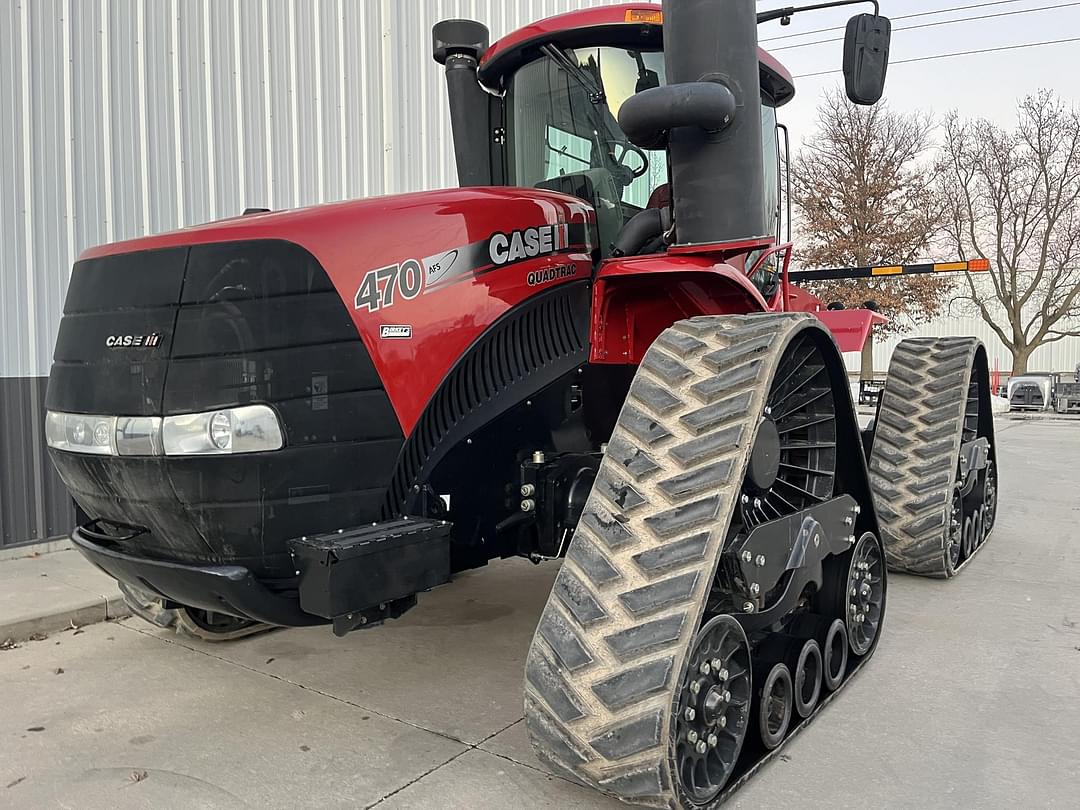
(610, 140, 650, 180)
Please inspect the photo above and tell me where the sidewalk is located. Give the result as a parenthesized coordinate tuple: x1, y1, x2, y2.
(0, 546, 128, 644)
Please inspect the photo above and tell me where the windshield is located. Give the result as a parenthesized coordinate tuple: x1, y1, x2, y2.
(507, 46, 781, 259)
(508, 47, 669, 212)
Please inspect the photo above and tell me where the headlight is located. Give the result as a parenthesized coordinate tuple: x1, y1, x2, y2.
(45, 406, 283, 457)
(162, 405, 283, 455)
(45, 412, 118, 455)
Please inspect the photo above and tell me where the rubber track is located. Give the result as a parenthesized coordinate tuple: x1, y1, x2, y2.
(868, 337, 991, 577)
(523, 313, 823, 808)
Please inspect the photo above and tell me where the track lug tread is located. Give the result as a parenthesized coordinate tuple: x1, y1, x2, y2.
(669, 425, 745, 468)
(621, 405, 675, 447)
(606, 436, 662, 479)
(679, 391, 754, 435)
(644, 497, 722, 539)
(631, 375, 684, 416)
(538, 606, 596, 672)
(525, 642, 589, 723)
(588, 710, 665, 761)
(631, 532, 711, 576)
(619, 571, 701, 617)
(566, 536, 622, 586)
(591, 656, 674, 711)
(604, 613, 687, 661)
(579, 507, 635, 550)
(641, 349, 694, 387)
(690, 361, 762, 403)
(553, 568, 609, 627)
(656, 461, 735, 502)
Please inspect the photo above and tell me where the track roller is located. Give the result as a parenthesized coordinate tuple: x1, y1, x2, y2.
(755, 663, 793, 750)
(523, 314, 885, 808)
(792, 640, 822, 718)
(822, 619, 848, 691)
(868, 337, 1000, 577)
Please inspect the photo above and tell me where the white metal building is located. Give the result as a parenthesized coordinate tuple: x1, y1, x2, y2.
(2, 0, 1077, 547)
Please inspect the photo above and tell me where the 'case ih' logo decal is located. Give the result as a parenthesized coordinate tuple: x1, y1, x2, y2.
(488, 224, 569, 266)
(105, 333, 162, 349)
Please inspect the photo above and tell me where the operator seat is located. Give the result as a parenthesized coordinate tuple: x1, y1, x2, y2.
(646, 183, 671, 210)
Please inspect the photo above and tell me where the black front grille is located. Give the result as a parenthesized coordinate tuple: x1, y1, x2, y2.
(47, 239, 405, 576)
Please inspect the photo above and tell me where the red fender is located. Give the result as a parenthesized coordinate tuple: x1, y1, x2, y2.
(590, 255, 770, 364)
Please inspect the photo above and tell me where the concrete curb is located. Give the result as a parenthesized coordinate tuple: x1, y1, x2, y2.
(1, 594, 131, 644)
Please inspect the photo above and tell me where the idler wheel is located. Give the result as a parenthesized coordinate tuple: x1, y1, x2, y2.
(846, 533, 885, 656)
(822, 618, 849, 692)
(793, 639, 822, 719)
(757, 663, 793, 750)
(673, 615, 752, 804)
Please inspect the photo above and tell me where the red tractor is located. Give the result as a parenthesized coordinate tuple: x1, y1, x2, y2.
(45, 1, 999, 805)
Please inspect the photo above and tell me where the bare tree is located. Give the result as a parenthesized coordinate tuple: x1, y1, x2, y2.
(792, 89, 951, 333)
(938, 90, 1080, 374)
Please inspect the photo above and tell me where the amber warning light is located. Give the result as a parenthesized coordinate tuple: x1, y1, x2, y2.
(625, 8, 663, 24)
(968, 258, 991, 271)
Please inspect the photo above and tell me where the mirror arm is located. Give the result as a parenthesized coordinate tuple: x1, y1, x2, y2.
(757, 0, 879, 26)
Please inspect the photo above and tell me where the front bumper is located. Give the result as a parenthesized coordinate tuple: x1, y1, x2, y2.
(72, 522, 322, 627)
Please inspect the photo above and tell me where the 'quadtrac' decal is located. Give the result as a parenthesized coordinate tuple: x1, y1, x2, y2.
(528, 264, 579, 286)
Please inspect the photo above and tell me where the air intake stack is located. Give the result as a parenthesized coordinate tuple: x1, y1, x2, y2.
(620, 0, 766, 246)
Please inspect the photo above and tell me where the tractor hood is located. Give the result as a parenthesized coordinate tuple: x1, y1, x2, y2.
(56, 187, 596, 432)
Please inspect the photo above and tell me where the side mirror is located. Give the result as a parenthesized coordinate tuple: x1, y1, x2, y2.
(843, 14, 891, 105)
(635, 69, 661, 94)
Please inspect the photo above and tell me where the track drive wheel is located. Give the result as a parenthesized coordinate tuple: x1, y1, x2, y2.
(119, 583, 271, 642)
(524, 314, 875, 808)
(868, 337, 999, 577)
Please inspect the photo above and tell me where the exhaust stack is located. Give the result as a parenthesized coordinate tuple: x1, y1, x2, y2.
(432, 19, 492, 187)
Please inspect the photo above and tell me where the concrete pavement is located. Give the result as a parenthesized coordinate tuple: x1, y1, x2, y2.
(1, 419, 1078, 808)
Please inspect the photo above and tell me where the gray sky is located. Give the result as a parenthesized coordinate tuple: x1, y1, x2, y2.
(759, 0, 1080, 147)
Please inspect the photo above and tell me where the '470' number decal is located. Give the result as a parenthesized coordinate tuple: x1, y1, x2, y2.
(354, 259, 423, 312)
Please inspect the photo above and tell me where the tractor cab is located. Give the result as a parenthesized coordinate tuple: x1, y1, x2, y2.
(434, 5, 793, 263)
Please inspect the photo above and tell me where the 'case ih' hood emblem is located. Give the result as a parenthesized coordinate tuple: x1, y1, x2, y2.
(105, 333, 162, 349)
